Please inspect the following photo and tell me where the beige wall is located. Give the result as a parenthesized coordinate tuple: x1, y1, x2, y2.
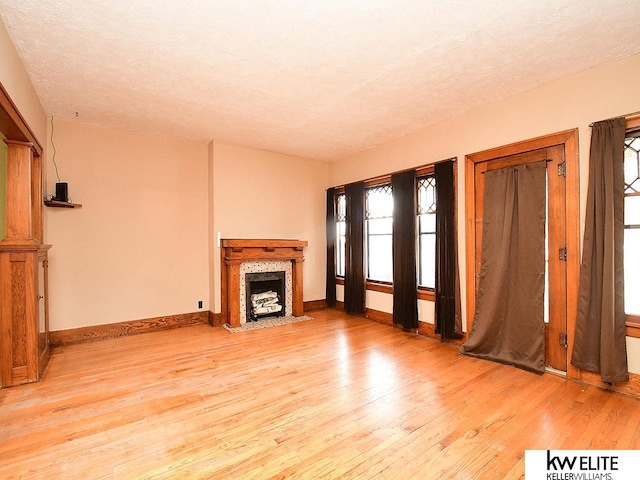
(0, 20, 47, 147)
(211, 140, 329, 312)
(45, 120, 209, 330)
(329, 53, 640, 373)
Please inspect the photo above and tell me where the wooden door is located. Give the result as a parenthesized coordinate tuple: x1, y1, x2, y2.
(472, 146, 568, 371)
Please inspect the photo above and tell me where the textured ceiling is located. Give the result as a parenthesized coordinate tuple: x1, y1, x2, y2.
(1, 1, 639, 161)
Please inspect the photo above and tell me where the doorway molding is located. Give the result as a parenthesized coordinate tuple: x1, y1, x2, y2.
(464, 129, 580, 380)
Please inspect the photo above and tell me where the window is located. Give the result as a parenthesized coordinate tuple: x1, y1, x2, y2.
(335, 193, 346, 277)
(365, 184, 393, 282)
(417, 177, 436, 289)
(624, 133, 640, 316)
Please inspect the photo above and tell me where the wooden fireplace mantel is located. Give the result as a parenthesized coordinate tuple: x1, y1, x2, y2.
(220, 239, 308, 327)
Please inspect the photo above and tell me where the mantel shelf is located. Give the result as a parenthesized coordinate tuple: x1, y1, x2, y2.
(44, 200, 82, 208)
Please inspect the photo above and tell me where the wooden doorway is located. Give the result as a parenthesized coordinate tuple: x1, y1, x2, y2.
(465, 130, 580, 375)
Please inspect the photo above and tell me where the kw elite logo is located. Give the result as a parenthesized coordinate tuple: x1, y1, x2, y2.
(525, 450, 640, 480)
(545, 450, 617, 480)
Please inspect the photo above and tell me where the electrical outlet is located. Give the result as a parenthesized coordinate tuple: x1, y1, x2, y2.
(198, 300, 203, 309)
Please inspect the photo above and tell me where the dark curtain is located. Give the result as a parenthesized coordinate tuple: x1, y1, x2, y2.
(325, 188, 337, 308)
(392, 170, 418, 330)
(461, 162, 547, 374)
(571, 118, 628, 383)
(434, 160, 463, 339)
(344, 182, 366, 314)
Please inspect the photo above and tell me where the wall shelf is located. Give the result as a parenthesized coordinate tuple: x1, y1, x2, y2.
(44, 200, 82, 208)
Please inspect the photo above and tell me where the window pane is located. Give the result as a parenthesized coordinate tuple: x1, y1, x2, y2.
(419, 233, 435, 288)
(418, 176, 437, 289)
(625, 195, 640, 225)
(418, 177, 436, 214)
(336, 221, 346, 277)
(336, 194, 346, 221)
(367, 233, 393, 282)
(367, 217, 392, 235)
(624, 137, 640, 193)
(625, 229, 640, 315)
(366, 185, 393, 219)
(419, 213, 436, 234)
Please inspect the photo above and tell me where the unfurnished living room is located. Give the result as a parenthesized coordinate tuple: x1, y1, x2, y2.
(1, 1, 640, 479)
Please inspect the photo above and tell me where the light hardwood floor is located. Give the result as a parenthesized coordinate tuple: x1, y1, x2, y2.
(1, 309, 639, 479)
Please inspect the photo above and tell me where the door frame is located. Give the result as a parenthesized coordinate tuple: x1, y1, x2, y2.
(465, 129, 580, 379)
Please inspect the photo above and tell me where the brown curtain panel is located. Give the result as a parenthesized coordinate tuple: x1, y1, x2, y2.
(344, 182, 366, 314)
(325, 188, 337, 308)
(461, 161, 547, 374)
(434, 160, 463, 339)
(391, 170, 418, 330)
(571, 118, 628, 383)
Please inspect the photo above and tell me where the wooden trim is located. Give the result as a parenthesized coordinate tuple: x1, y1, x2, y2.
(415, 164, 436, 178)
(625, 122, 640, 338)
(340, 277, 434, 301)
(303, 299, 328, 312)
(330, 158, 454, 190)
(220, 239, 307, 327)
(365, 280, 393, 294)
(466, 129, 577, 164)
(626, 318, 640, 338)
(50, 312, 210, 347)
(417, 287, 435, 301)
(364, 307, 394, 325)
(465, 129, 581, 379)
(221, 239, 307, 250)
(626, 117, 640, 130)
(579, 370, 640, 399)
(0, 82, 43, 157)
(208, 311, 224, 327)
(364, 174, 391, 188)
(417, 321, 436, 338)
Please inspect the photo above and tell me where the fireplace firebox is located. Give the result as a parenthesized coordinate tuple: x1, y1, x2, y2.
(245, 271, 286, 321)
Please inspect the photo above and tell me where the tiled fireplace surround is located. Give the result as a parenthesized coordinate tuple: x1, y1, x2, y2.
(220, 239, 307, 327)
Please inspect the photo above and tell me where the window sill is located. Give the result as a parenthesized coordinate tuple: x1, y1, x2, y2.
(627, 316, 640, 338)
(334, 277, 435, 301)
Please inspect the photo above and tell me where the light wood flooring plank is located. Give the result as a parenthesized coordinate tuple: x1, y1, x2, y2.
(1, 309, 639, 479)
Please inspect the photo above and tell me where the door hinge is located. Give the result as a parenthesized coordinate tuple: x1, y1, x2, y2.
(557, 162, 566, 177)
(559, 247, 567, 261)
(559, 333, 568, 349)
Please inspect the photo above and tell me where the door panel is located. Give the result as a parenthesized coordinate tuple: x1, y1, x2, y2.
(473, 147, 568, 371)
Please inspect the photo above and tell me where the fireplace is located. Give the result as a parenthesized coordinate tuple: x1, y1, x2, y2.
(220, 239, 307, 327)
(245, 271, 286, 321)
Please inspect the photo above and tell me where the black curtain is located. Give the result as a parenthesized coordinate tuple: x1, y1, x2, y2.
(434, 160, 463, 339)
(344, 182, 366, 314)
(392, 170, 418, 330)
(325, 188, 337, 308)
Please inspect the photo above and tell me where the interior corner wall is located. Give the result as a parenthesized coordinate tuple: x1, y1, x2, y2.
(211, 140, 330, 312)
(207, 140, 216, 313)
(0, 19, 47, 146)
(45, 120, 209, 330)
(328, 53, 640, 328)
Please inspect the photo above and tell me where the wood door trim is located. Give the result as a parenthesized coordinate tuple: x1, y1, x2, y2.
(0, 82, 43, 157)
(465, 129, 580, 379)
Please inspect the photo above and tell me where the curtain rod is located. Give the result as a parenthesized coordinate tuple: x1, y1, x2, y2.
(589, 111, 640, 127)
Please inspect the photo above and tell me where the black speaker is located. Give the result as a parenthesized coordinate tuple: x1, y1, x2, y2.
(55, 182, 68, 202)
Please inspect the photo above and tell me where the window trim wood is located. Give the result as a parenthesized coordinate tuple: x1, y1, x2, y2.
(625, 118, 640, 335)
(465, 129, 580, 379)
(331, 159, 453, 304)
